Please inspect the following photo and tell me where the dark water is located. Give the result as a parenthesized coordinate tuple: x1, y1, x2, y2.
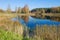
(11, 16, 60, 28)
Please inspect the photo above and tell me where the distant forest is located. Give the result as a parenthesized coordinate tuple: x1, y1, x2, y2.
(0, 7, 60, 13)
(31, 7, 60, 13)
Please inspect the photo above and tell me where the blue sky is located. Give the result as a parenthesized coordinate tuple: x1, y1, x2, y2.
(0, 0, 60, 10)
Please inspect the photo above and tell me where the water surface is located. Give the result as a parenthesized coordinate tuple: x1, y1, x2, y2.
(11, 16, 60, 28)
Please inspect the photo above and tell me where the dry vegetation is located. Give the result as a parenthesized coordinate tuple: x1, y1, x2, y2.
(0, 16, 23, 35)
(30, 25, 60, 40)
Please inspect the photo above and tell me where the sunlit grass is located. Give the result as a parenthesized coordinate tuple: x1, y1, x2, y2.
(0, 29, 23, 40)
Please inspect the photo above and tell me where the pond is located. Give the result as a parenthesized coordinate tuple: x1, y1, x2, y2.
(11, 16, 60, 28)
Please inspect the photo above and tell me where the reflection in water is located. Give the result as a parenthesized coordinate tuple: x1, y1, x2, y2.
(12, 16, 60, 28)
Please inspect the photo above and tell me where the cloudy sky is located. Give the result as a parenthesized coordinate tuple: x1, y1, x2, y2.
(0, 0, 60, 10)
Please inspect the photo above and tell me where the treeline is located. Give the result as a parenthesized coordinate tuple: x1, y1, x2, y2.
(0, 5, 29, 13)
(0, 9, 5, 13)
(0, 6, 60, 13)
(31, 7, 60, 13)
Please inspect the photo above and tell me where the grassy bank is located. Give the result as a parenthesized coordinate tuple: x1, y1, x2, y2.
(0, 29, 23, 40)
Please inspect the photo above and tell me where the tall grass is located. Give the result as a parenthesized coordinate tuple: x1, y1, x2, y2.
(0, 29, 23, 40)
(30, 25, 60, 40)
